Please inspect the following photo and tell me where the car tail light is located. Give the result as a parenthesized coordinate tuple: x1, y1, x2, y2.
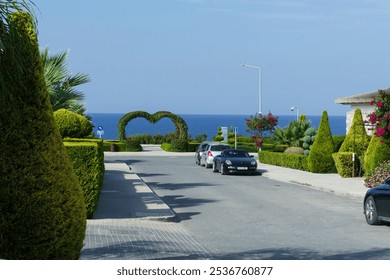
(208, 151, 213, 157)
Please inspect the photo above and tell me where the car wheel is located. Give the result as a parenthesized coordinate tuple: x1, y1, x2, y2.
(221, 164, 226, 175)
(212, 162, 218, 173)
(365, 196, 381, 225)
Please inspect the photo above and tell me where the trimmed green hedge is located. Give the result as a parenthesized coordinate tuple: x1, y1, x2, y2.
(171, 139, 188, 152)
(332, 152, 361, 178)
(64, 140, 104, 218)
(258, 151, 309, 171)
(102, 140, 126, 152)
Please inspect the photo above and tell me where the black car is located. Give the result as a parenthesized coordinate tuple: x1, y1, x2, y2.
(212, 149, 257, 175)
(364, 177, 390, 225)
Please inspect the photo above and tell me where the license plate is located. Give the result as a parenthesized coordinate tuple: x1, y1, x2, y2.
(237, 167, 248, 170)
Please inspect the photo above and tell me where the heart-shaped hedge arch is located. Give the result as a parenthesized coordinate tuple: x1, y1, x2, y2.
(118, 111, 188, 141)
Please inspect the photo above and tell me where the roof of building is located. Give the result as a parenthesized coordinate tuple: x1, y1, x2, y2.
(335, 88, 390, 104)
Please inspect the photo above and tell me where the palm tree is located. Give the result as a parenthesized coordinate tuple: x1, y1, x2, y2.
(41, 47, 90, 115)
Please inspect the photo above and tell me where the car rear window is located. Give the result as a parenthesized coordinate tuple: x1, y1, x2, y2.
(210, 145, 230, 151)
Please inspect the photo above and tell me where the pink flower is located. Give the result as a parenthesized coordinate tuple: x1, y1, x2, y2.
(376, 127, 386, 137)
(377, 101, 384, 108)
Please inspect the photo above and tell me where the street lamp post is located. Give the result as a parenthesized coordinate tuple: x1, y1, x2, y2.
(239, 62, 262, 115)
(291, 106, 299, 121)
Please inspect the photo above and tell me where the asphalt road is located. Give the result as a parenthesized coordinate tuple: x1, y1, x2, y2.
(114, 154, 390, 259)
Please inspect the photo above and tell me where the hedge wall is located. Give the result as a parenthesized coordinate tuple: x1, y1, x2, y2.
(258, 151, 309, 171)
(64, 140, 104, 218)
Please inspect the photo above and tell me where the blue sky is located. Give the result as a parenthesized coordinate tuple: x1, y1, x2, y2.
(33, 0, 390, 116)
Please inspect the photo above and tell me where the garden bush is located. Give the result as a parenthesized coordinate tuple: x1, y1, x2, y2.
(364, 135, 390, 179)
(171, 139, 188, 152)
(284, 147, 304, 155)
(64, 140, 104, 218)
(126, 137, 142, 151)
(308, 111, 335, 173)
(161, 142, 172, 151)
(0, 12, 86, 259)
(365, 160, 390, 188)
(258, 151, 309, 171)
(54, 109, 93, 138)
(338, 109, 369, 156)
(333, 135, 346, 152)
(332, 152, 361, 178)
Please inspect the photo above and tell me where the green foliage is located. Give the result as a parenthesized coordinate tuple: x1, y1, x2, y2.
(171, 139, 188, 152)
(103, 140, 126, 151)
(284, 147, 304, 155)
(332, 135, 346, 152)
(273, 119, 312, 147)
(0, 12, 86, 259)
(118, 111, 188, 141)
(246, 112, 278, 148)
(365, 160, 390, 188)
(161, 142, 172, 152)
(332, 152, 361, 178)
(64, 140, 104, 218)
(258, 151, 309, 171)
(130, 133, 176, 144)
(364, 135, 390, 179)
(54, 108, 92, 138)
(214, 126, 224, 142)
(302, 127, 317, 156)
(125, 137, 142, 151)
(339, 109, 369, 157)
(194, 133, 207, 142)
(308, 111, 335, 173)
(41, 47, 90, 115)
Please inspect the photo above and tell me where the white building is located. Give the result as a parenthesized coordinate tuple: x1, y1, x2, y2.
(335, 88, 390, 135)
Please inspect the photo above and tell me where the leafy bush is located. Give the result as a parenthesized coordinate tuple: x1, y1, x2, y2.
(273, 118, 312, 147)
(0, 12, 86, 259)
(302, 127, 317, 156)
(258, 151, 309, 171)
(338, 109, 369, 156)
(54, 108, 92, 138)
(126, 138, 142, 151)
(333, 135, 346, 152)
(364, 135, 390, 179)
(161, 142, 172, 151)
(308, 111, 335, 173)
(332, 152, 361, 178)
(284, 147, 304, 155)
(365, 160, 390, 188)
(103, 140, 126, 152)
(171, 139, 188, 152)
(64, 140, 104, 218)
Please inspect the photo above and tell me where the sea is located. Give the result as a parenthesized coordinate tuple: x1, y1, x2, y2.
(88, 113, 346, 141)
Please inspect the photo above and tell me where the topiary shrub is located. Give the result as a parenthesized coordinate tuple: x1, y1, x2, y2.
(284, 147, 304, 155)
(161, 142, 172, 151)
(0, 12, 86, 259)
(333, 135, 346, 152)
(214, 126, 224, 142)
(365, 160, 390, 188)
(258, 151, 309, 171)
(364, 135, 390, 179)
(332, 152, 361, 178)
(171, 139, 188, 152)
(339, 109, 369, 156)
(308, 111, 335, 173)
(64, 140, 104, 218)
(125, 137, 142, 151)
(54, 109, 92, 138)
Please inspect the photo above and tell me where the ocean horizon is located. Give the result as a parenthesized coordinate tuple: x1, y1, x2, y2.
(88, 113, 346, 141)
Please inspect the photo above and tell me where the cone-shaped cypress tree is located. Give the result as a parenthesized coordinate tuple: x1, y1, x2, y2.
(0, 12, 86, 259)
(339, 109, 369, 156)
(364, 135, 390, 180)
(308, 111, 335, 173)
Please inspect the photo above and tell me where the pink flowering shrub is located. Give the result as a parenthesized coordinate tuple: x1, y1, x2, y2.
(367, 90, 390, 143)
(365, 160, 390, 188)
(246, 112, 278, 148)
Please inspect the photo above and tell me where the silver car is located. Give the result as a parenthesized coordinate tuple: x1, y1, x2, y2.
(200, 143, 231, 168)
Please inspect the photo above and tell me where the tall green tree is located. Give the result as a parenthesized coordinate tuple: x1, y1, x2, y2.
(0, 9, 86, 259)
(41, 47, 90, 115)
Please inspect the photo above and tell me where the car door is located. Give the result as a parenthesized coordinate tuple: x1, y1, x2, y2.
(374, 185, 390, 218)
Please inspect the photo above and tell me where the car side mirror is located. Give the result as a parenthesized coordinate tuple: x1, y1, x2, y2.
(384, 177, 390, 185)
(250, 155, 254, 157)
